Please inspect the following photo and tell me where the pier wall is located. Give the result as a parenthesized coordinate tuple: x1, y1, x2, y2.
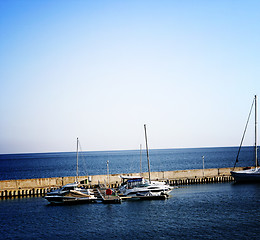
(0, 167, 248, 198)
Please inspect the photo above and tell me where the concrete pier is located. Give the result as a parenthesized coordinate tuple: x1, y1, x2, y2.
(0, 166, 250, 198)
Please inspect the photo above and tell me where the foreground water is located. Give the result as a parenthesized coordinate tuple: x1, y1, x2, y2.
(0, 147, 257, 180)
(0, 182, 259, 240)
(0, 147, 259, 239)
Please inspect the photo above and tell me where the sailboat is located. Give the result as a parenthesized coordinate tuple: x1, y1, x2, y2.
(118, 125, 173, 197)
(45, 138, 97, 204)
(231, 95, 260, 183)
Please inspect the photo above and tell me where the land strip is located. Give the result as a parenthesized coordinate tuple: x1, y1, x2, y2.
(0, 167, 248, 198)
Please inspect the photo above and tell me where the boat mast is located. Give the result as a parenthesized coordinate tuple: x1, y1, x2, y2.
(144, 124, 151, 183)
(233, 97, 255, 169)
(76, 137, 79, 183)
(140, 144, 142, 177)
(107, 160, 110, 188)
(255, 95, 258, 168)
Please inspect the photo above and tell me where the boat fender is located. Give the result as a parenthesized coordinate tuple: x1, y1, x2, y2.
(106, 189, 113, 195)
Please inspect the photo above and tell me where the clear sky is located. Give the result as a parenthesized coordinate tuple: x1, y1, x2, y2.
(0, 0, 259, 154)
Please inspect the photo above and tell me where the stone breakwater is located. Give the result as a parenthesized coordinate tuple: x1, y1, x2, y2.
(0, 167, 248, 198)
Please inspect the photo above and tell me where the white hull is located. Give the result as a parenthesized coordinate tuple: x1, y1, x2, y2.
(45, 195, 97, 204)
(119, 187, 173, 197)
(118, 176, 173, 197)
(45, 183, 97, 204)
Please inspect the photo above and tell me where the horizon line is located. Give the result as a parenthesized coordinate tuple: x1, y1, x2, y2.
(0, 145, 256, 155)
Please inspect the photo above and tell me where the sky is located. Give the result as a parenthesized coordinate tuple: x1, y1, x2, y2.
(0, 0, 260, 154)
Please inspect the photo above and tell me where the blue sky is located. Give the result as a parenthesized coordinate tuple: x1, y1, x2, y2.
(0, 0, 259, 154)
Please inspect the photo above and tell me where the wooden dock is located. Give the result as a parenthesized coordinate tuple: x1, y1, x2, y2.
(97, 188, 122, 204)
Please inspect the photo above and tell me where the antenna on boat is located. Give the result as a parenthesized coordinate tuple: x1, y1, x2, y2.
(76, 137, 79, 183)
(144, 124, 151, 183)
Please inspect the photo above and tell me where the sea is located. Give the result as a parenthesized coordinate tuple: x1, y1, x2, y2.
(0, 147, 259, 240)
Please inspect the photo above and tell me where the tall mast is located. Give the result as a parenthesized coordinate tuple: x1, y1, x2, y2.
(255, 95, 258, 168)
(76, 137, 79, 183)
(233, 97, 255, 169)
(107, 160, 109, 187)
(144, 124, 151, 183)
(140, 144, 142, 176)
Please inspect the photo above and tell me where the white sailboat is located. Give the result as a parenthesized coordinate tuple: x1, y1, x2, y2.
(118, 175, 173, 197)
(118, 125, 173, 197)
(45, 138, 97, 204)
(231, 95, 260, 183)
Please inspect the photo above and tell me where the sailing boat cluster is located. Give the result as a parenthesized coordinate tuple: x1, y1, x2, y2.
(45, 128, 174, 204)
(45, 95, 260, 204)
(231, 95, 260, 183)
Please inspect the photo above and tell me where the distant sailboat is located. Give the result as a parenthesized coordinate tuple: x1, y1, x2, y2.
(45, 138, 97, 204)
(231, 95, 260, 183)
(118, 125, 173, 197)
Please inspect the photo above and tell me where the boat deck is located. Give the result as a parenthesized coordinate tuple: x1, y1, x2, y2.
(97, 188, 122, 204)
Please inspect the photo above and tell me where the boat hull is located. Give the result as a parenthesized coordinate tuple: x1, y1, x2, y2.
(231, 169, 260, 183)
(45, 195, 97, 204)
(135, 195, 169, 200)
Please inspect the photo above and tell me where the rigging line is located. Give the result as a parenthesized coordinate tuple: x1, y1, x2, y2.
(78, 140, 89, 176)
(233, 98, 255, 170)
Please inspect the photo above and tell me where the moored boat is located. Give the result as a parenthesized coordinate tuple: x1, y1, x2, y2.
(231, 168, 260, 183)
(118, 125, 174, 197)
(45, 182, 97, 204)
(45, 138, 97, 204)
(117, 175, 173, 197)
(231, 95, 260, 183)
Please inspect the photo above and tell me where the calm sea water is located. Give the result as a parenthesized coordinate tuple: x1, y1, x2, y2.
(0, 147, 257, 180)
(0, 183, 259, 240)
(0, 147, 259, 240)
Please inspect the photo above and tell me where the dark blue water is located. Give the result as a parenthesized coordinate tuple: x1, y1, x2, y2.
(0, 147, 259, 239)
(0, 147, 257, 180)
(0, 183, 259, 240)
